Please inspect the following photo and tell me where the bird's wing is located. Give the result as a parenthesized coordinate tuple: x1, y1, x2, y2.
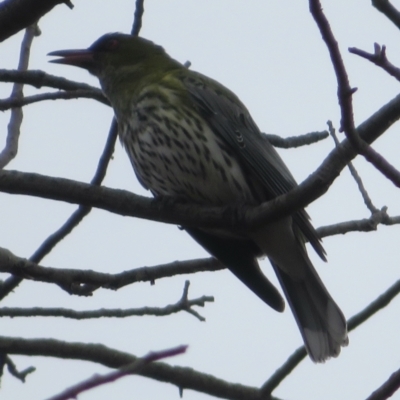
(179, 71, 326, 260)
(185, 227, 285, 312)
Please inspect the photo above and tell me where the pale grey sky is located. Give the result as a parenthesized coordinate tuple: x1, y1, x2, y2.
(1, 1, 400, 399)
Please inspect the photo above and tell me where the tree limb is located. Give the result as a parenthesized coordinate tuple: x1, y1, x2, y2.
(372, 0, 400, 30)
(0, 248, 223, 293)
(46, 345, 188, 400)
(261, 278, 400, 394)
(366, 367, 400, 400)
(349, 43, 400, 82)
(0, 0, 73, 43)
(0, 90, 108, 110)
(263, 131, 329, 148)
(0, 69, 104, 95)
(0, 87, 399, 231)
(0, 336, 280, 400)
(0, 24, 38, 169)
(0, 121, 118, 300)
(0, 281, 214, 322)
(310, 0, 400, 188)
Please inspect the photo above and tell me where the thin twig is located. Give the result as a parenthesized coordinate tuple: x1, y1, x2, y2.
(263, 130, 329, 148)
(372, 0, 400, 30)
(0, 281, 214, 321)
(327, 120, 379, 213)
(0, 90, 108, 110)
(4, 356, 35, 382)
(347, 279, 400, 331)
(131, 0, 145, 36)
(366, 367, 400, 400)
(1, 88, 400, 235)
(310, 0, 400, 188)
(349, 44, 400, 82)
(0, 0, 73, 43)
(261, 278, 400, 394)
(0, 121, 118, 300)
(0, 69, 103, 93)
(0, 248, 223, 294)
(309, 0, 356, 134)
(316, 208, 400, 237)
(46, 345, 188, 400)
(0, 24, 38, 169)
(0, 336, 273, 400)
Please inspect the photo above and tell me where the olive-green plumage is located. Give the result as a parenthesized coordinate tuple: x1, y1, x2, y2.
(50, 33, 348, 362)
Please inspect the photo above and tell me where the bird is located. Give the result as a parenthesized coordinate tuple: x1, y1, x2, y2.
(49, 33, 348, 362)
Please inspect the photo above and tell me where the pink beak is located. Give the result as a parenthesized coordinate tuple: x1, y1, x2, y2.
(48, 49, 96, 70)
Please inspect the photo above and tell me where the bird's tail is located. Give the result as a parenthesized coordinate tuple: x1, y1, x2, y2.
(271, 259, 348, 362)
(250, 218, 348, 362)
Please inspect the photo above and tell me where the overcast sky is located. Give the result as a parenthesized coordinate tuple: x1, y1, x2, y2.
(1, 1, 400, 400)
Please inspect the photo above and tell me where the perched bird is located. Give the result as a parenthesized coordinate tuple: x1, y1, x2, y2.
(49, 33, 348, 362)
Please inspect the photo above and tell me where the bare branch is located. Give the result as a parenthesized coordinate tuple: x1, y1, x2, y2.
(131, 0, 145, 36)
(263, 130, 329, 148)
(0, 121, 118, 300)
(0, 90, 108, 110)
(2, 355, 35, 382)
(260, 347, 306, 395)
(1, 85, 399, 233)
(347, 279, 400, 331)
(316, 208, 400, 237)
(0, 0, 73, 43)
(0, 281, 214, 321)
(262, 278, 400, 394)
(2, 207, 399, 293)
(309, 0, 356, 133)
(46, 345, 188, 400)
(366, 367, 400, 400)
(349, 44, 400, 82)
(0, 69, 103, 94)
(310, 0, 400, 188)
(0, 24, 38, 169)
(0, 336, 280, 400)
(31, 121, 118, 263)
(327, 121, 379, 213)
(372, 0, 400, 30)
(0, 247, 223, 293)
(2, 209, 398, 295)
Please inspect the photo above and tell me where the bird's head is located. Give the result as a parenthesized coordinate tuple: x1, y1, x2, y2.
(48, 33, 175, 78)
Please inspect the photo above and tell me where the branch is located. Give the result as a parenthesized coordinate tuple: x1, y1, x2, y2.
(0, 69, 104, 94)
(131, 0, 145, 36)
(0, 281, 214, 321)
(261, 278, 400, 394)
(366, 367, 400, 400)
(1, 355, 35, 382)
(309, 0, 356, 133)
(46, 345, 188, 400)
(0, 248, 223, 294)
(310, 0, 400, 188)
(349, 44, 400, 82)
(1, 85, 399, 231)
(263, 130, 329, 148)
(0, 24, 38, 169)
(347, 279, 400, 331)
(1, 208, 399, 292)
(0, 121, 118, 300)
(0, 336, 280, 400)
(372, 0, 400, 30)
(0, 0, 73, 43)
(2, 209, 398, 294)
(0, 90, 108, 110)
(327, 121, 379, 213)
(316, 208, 400, 237)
